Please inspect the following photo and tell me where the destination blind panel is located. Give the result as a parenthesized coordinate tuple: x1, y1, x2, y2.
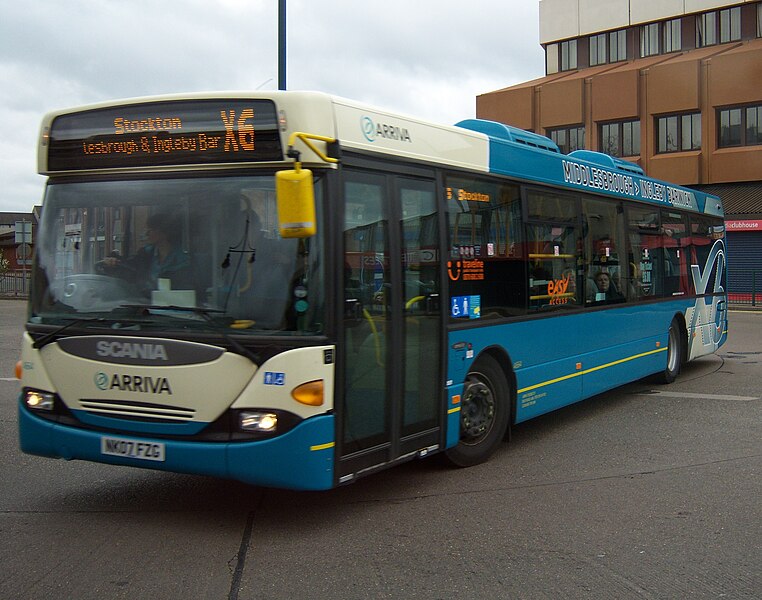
(47, 99, 283, 171)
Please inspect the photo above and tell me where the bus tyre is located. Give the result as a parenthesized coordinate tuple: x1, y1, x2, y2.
(659, 319, 683, 384)
(445, 355, 511, 467)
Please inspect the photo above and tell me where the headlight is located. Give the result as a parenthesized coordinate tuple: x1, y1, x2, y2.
(25, 390, 56, 411)
(239, 411, 278, 433)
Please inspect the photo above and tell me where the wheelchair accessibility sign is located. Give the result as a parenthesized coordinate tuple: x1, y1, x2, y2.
(451, 295, 481, 319)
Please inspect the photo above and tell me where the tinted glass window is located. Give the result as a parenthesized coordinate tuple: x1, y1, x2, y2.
(447, 176, 525, 318)
(526, 190, 582, 312)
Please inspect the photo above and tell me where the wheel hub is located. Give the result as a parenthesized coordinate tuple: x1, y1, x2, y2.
(461, 381, 495, 442)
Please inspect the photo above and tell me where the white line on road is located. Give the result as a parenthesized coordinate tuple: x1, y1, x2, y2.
(648, 390, 759, 401)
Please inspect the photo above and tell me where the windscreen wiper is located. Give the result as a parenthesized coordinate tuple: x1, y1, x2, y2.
(32, 317, 106, 349)
(31, 311, 155, 350)
(119, 304, 261, 365)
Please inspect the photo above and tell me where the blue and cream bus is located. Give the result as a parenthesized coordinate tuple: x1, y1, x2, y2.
(18, 91, 727, 489)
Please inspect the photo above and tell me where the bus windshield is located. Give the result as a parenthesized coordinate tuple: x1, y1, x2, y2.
(31, 174, 325, 336)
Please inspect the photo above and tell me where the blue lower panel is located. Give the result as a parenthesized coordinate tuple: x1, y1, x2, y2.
(581, 338, 666, 399)
(515, 355, 584, 421)
(18, 401, 335, 491)
(445, 382, 465, 449)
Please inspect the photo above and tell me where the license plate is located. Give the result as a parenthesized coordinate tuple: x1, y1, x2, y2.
(100, 436, 165, 462)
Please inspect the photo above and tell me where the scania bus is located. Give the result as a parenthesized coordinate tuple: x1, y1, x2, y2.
(18, 91, 727, 490)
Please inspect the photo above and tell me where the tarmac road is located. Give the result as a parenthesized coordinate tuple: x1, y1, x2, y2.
(1, 298, 760, 599)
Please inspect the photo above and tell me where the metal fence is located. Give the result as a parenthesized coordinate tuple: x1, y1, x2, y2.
(0, 270, 31, 298)
(728, 269, 761, 307)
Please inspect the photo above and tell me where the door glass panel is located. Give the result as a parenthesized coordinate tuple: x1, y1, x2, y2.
(343, 171, 389, 453)
(399, 178, 440, 436)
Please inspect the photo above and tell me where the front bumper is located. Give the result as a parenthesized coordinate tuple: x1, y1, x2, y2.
(18, 399, 335, 491)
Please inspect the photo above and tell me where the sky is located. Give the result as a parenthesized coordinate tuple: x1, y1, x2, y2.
(0, 0, 544, 213)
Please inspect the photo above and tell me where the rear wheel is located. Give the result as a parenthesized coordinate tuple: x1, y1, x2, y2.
(658, 319, 683, 384)
(445, 355, 511, 467)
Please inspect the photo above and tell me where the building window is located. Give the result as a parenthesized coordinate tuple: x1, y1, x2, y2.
(640, 23, 660, 56)
(546, 43, 559, 74)
(697, 11, 717, 47)
(663, 18, 682, 52)
(591, 29, 627, 65)
(696, 7, 740, 47)
(600, 120, 641, 157)
(560, 39, 578, 71)
(590, 33, 606, 66)
(719, 108, 742, 146)
(548, 126, 585, 154)
(719, 6, 741, 43)
(749, 106, 762, 145)
(719, 105, 762, 147)
(656, 113, 701, 153)
(609, 30, 627, 62)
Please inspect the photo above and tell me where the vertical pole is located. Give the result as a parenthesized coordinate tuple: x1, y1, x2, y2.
(752, 271, 757, 307)
(278, 0, 287, 90)
(21, 219, 27, 296)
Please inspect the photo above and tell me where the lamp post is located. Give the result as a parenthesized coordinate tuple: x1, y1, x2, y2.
(278, 0, 287, 90)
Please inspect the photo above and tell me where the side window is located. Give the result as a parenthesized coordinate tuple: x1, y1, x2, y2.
(525, 189, 582, 312)
(660, 210, 691, 296)
(583, 198, 626, 304)
(690, 216, 726, 296)
(627, 206, 661, 299)
(446, 176, 525, 319)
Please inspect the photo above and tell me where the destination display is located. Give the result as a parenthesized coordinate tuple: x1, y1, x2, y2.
(47, 99, 283, 170)
(561, 159, 699, 211)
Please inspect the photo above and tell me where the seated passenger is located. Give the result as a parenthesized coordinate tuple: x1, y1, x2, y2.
(590, 270, 623, 303)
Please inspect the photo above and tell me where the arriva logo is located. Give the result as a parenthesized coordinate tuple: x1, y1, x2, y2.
(360, 116, 412, 143)
(361, 116, 377, 142)
(93, 371, 173, 395)
(94, 371, 109, 390)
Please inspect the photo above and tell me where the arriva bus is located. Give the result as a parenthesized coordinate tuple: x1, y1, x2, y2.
(18, 91, 727, 490)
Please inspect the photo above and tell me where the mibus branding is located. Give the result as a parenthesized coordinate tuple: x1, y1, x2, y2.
(361, 116, 412, 143)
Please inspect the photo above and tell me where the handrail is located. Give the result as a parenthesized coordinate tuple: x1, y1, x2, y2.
(286, 131, 338, 166)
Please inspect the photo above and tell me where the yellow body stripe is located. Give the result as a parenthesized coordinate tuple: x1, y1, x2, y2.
(310, 442, 335, 452)
(517, 347, 667, 394)
(448, 406, 461, 414)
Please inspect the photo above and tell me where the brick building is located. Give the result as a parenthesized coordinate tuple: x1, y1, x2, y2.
(477, 0, 762, 295)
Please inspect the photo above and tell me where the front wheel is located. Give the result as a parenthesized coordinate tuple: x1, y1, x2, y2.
(445, 355, 511, 467)
(658, 319, 683, 384)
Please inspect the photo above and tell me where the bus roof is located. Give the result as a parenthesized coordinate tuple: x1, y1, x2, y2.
(38, 90, 723, 217)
